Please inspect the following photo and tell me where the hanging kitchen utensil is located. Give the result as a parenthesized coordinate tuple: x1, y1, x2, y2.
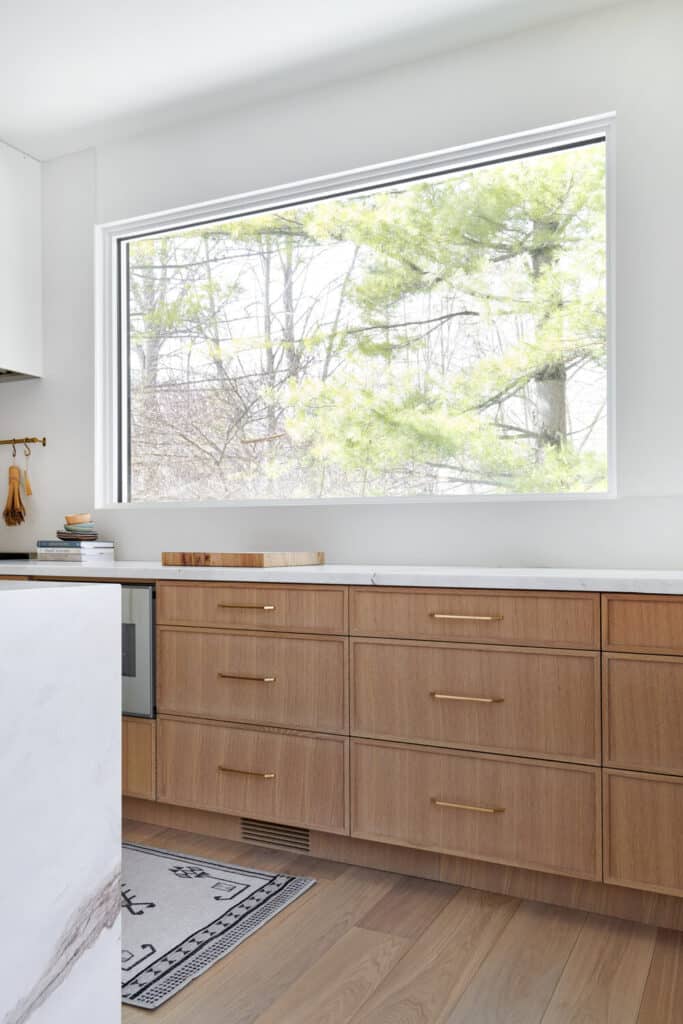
(23, 442, 33, 497)
(3, 443, 26, 526)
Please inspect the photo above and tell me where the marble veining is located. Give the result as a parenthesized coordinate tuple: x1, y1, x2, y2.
(3, 868, 120, 1024)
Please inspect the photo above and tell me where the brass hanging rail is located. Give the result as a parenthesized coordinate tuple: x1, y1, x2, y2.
(0, 437, 47, 447)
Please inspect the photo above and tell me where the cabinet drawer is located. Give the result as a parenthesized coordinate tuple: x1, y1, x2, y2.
(603, 593, 683, 655)
(604, 770, 683, 896)
(603, 654, 683, 774)
(158, 628, 348, 734)
(157, 582, 347, 635)
(352, 640, 600, 763)
(351, 739, 600, 879)
(350, 588, 599, 649)
(123, 716, 156, 800)
(157, 718, 348, 833)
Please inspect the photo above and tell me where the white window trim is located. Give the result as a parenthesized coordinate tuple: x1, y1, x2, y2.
(94, 112, 616, 509)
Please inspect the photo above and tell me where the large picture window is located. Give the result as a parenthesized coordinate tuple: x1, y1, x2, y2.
(106, 123, 611, 504)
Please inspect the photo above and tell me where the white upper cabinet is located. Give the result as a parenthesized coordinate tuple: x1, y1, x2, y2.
(0, 140, 42, 379)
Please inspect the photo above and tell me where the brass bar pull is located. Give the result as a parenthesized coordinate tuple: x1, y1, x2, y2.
(217, 603, 276, 611)
(430, 692, 504, 704)
(430, 613, 503, 622)
(432, 798, 504, 814)
(217, 766, 276, 780)
(218, 673, 276, 683)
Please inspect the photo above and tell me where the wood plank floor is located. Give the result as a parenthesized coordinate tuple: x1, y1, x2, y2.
(121, 820, 683, 1024)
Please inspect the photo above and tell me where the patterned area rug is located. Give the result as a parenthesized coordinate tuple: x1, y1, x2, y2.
(121, 842, 315, 1009)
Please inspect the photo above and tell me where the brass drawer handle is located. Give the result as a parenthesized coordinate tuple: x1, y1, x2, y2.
(218, 766, 276, 780)
(218, 673, 277, 683)
(431, 692, 504, 704)
(430, 613, 503, 622)
(432, 798, 504, 814)
(218, 603, 276, 611)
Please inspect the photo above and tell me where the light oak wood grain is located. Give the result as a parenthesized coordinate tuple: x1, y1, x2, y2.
(350, 586, 600, 649)
(347, 888, 520, 1024)
(357, 875, 458, 940)
(157, 717, 349, 834)
(161, 551, 324, 568)
(439, 852, 683, 932)
(122, 823, 683, 1024)
(604, 770, 683, 896)
(123, 803, 683, 930)
(603, 593, 683, 655)
(123, 797, 243, 843)
(253, 926, 409, 1024)
(158, 627, 348, 733)
(637, 929, 683, 1023)
(448, 901, 587, 1024)
(603, 653, 683, 775)
(352, 738, 601, 879)
(312, 830, 442, 881)
(121, 819, 167, 845)
(351, 638, 600, 763)
(122, 716, 156, 800)
(157, 581, 347, 634)
(541, 914, 656, 1024)
(147, 825, 305, 876)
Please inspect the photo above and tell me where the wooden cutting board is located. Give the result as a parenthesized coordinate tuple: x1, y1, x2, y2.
(161, 551, 325, 568)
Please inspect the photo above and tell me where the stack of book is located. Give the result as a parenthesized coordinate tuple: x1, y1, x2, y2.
(34, 511, 115, 563)
(36, 540, 115, 563)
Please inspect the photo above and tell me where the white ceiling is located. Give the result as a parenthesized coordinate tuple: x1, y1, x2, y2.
(1, 0, 627, 160)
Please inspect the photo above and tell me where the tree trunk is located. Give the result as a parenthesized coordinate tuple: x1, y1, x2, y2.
(261, 246, 276, 435)
(534, 363, 567, 447)
(530, 223, 566, 456)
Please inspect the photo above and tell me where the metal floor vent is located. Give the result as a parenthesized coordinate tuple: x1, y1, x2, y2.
(240, 818, 311, 852)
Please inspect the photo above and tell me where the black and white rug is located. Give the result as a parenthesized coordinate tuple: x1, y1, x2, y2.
(121, 842, 315, 1009)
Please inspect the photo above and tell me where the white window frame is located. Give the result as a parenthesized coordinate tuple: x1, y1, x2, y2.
(94, 112, 616, 509)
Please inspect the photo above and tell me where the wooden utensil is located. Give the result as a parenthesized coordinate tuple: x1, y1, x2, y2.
(23, 443, 32, 497)
(3, 465, 26, 526)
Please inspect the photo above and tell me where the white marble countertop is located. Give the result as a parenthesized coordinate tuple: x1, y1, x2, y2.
(2, 559, 683, 593)
(0, 578, 120, 1024)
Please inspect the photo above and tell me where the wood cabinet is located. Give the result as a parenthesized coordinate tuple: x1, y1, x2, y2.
(603, 593, 683, 655)
(604, 770, 683, 896)
(351, 739, 601, 880)
(157, 717, 348, 834)
(158, 627, 348, 734)
(351, 639, 600, 763)
(600, 602, 683, 896)
(158, 581, 347, 635)
(603, 653, 683, 775)
(122, 716, 156, 800)
(143, 580, 682, 902)
(350, 587, 600, 649)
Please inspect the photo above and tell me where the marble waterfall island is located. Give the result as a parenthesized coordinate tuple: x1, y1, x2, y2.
(0, 581, 121, 1024)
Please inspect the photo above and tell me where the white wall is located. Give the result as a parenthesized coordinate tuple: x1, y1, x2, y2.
(1, 0, 682, 567)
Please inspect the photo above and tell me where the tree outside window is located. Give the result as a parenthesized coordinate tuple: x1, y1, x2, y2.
(124, 140, 607, 501)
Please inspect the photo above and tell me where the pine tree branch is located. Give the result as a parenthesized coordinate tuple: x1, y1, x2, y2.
(346, 310, 479, 334)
